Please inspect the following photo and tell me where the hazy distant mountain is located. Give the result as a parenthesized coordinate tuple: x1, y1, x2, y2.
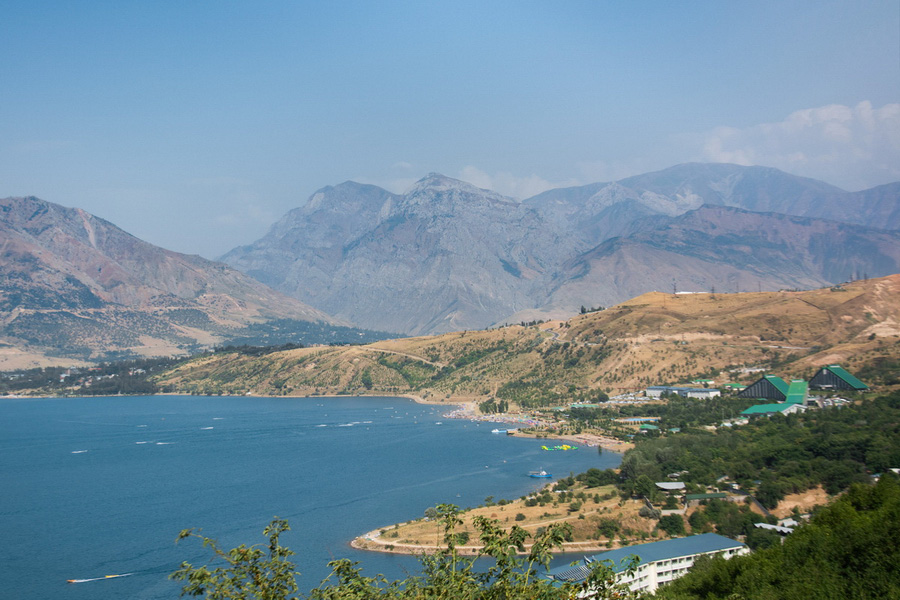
(224, 175, 572, 334)
(525, 163, 900, 247)
(533, 205, 900, 319)
(222, 164, 900, 334)
(0, 196, 345, 365)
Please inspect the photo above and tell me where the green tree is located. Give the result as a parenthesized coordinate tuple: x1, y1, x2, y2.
(360, 369, 373, 390)
(171, 517, 300, 599)
(635, 474, 655, 498)
(657, 515, 685, 536)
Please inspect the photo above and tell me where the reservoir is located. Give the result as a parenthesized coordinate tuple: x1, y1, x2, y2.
(0, 395, 620, 599)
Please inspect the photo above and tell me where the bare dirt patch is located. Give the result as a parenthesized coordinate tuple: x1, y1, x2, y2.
(771, 486, 830, 519)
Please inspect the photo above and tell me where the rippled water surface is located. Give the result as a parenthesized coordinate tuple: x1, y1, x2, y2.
(0, 395, 620, 599)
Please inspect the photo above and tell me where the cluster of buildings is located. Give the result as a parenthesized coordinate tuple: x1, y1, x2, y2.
(565, 365, 868, 593)
(641, 365, 867, 419)
(737, 365, 867, 417)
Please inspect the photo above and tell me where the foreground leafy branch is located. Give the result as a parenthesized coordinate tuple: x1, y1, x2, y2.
(172, 507, 640, 599)
(172, 518, 300, 600)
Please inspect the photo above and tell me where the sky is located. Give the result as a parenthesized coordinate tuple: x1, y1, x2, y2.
(2, 1, 899, 258)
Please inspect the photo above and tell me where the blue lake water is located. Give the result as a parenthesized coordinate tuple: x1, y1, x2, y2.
(0, 395, 620, 599)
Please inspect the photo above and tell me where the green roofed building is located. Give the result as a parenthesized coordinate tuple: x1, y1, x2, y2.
(741, 402, 804, 417)
(737, 375, 789, 401)
(809, 365, 869, 391)
(721, 383, 746, 392)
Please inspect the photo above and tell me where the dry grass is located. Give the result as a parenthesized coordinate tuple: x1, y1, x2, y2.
(155, 275, 900, 401)
(352, 484, 669, 556)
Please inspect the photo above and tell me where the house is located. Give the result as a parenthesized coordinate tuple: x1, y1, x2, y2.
(546, 533, 748, 593)
(809, 365, 868, 391)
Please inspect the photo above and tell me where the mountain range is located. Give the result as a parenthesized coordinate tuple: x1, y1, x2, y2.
(0, 196, 361, 368)
(3, 162, 899, 366)
(223, 163, 900, 335)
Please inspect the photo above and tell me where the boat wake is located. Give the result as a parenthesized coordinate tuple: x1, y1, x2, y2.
(67, 573, 133, 584)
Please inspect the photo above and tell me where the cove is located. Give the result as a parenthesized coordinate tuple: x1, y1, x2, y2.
(0, 395, 621, 599)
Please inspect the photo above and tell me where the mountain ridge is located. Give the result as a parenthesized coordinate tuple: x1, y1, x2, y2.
(0, 196, 355, 368)
(222, 163, 900, 334)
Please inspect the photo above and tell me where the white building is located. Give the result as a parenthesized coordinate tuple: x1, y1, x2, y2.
(645, 386, 721, 399)
(547, 533, 748, 594)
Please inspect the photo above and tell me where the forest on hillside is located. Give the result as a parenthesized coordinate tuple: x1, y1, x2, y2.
(615, 391, 900, 509)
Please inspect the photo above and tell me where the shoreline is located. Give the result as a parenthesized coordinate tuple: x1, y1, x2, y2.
(350, 527, 623, 557)
(3, 391, 631, 452)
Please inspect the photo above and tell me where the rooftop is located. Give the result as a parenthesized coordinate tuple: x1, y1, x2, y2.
(741, 403, 794, 415)
(785, 379, 808, 404)
(656, 482, 685, 490)
(822, 365, 869, 390)
(763, 375, 790, 395)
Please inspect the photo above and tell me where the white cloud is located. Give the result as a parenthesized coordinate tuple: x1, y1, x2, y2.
(698, 101, 900, 191)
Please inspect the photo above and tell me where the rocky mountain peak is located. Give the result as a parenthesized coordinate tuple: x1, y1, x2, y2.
(404, 173, 516, 208)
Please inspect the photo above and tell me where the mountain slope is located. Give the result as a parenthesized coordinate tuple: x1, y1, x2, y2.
(223, 174, 574, 335)
(153, 275, 900, 402)
(0, 196, 342, 366)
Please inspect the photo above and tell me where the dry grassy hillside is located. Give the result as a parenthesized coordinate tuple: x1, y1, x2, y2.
(154, 275, 900, 402)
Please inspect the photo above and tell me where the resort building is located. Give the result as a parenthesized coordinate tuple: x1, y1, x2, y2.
(547, 533, 748, 593)
(809, 365, 869, 391)
(740, 402, 805, 418)
(645, 386, 721, 399)
(785, 379, 809, 405)
(740, 377, 808, 418)
(736, 375, 789, 401)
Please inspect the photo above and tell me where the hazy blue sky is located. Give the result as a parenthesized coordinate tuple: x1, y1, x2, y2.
(2, 1, 898, 257)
